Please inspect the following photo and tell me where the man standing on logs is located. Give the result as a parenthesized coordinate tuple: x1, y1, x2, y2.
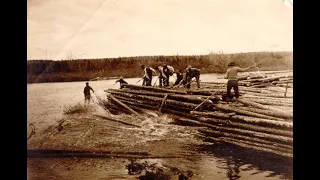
(140, 65, 157, 86)
(224, 62, 257, 99)
(185, 65, 201, 89)
(159, 64, 174, 86)
(83, 82, 94, 105)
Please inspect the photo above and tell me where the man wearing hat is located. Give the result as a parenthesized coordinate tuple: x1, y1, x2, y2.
(224, 62, 257, 99)
(83, 82, 94, 104)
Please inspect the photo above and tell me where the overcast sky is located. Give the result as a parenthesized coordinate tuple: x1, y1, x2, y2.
(27, 0, 292, 60)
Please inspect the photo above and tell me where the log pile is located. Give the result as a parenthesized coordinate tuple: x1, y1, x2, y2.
(104, 73, 293, 158)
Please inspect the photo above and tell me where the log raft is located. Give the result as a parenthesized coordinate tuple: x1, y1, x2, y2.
(104, 72, 293, 158)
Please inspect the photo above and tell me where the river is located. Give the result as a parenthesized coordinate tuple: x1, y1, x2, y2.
(27, 73, 293, 180)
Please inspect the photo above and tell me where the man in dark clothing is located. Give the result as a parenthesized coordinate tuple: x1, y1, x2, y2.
(115, 77, 128, 89)
(185, 65, 201, 89)
(83, 82, 94, 104)
(141, 65, 157, 86)
(174, 69, 187, 86)
(224, 62, 257, 99)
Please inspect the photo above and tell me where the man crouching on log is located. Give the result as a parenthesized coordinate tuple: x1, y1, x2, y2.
(186, 65, 201, 89)
(224, 62, 257, 100)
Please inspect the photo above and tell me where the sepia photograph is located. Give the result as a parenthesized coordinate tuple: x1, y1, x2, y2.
(27, 0, 293, 179)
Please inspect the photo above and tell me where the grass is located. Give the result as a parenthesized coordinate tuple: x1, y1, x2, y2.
(63, 103, 92, 114)
(27, 51, 292, 83)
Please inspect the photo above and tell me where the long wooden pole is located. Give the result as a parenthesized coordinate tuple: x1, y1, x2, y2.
(193, 82, 226, 110)
(109, 94, 141, 117)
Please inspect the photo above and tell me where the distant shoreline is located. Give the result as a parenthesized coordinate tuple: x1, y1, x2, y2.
(27, 51, 292, 84)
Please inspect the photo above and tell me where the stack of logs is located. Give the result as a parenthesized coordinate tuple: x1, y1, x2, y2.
(104, 76, 293, 158)
(236, 70, 293, 88)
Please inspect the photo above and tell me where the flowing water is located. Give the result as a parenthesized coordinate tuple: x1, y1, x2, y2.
(27, 73, 293, 180)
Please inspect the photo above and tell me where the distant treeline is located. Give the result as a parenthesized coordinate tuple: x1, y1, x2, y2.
(27, 51, 293, 83)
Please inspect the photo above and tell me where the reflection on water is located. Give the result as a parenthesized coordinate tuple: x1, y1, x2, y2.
(27, 74, 292, 180)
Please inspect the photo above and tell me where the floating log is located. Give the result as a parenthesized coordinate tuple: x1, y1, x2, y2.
(197, 127, 292, 150)
(121, 84, 187, 94)
(214, 104, 286, 121)
(197, 117, 292, 137)
(231, 115, 293, 130)
(237, 99, 293, 119)
(176, 118, 292, 145)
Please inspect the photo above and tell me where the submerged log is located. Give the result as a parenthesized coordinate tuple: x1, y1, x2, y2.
(237, 99, 293, 119)
(198, 127, 292, 150)
(205, 136, 292, 158)
(176, 118, 292, 145)
(231, 115, 293, 130)
(198, 117, 292, 137)
(214, 104, 286, 121)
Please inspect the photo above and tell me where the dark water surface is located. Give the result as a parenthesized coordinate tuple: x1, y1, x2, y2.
(27, 74, 292, 180)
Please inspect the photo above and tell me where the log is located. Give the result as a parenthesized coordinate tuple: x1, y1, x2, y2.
(108, 88, 216, 105)
(121, 84, 187, 94)
(221, 136, 292, 154)
(198, 117, 292, 137)
(214, 104, 286, 121)
(197, 127, 292, 150)
(231, 115, 293, 129)
(272, 80, 293, 84)
(243, 92, 292, 98)
(176, 118, 292, 145)
(237, 99, 293, 119)
(241, 98, 293, 107)
(191, 111, 235, 119)
(106, 90, 200, 110)
(114, 98, 196, 119)
(236, 106, 292, 121)
(108, 94, 141, 117)
(204, 136, 292, 158)
(264, 70, 293, 74)
(241, 95, 293, 103)
(110, 95, 192, 113)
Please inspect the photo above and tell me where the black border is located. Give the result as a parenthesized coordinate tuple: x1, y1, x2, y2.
(293, 0, 317, 179)
(20, 1, 314, 180)
(3, 0, 27, 179)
